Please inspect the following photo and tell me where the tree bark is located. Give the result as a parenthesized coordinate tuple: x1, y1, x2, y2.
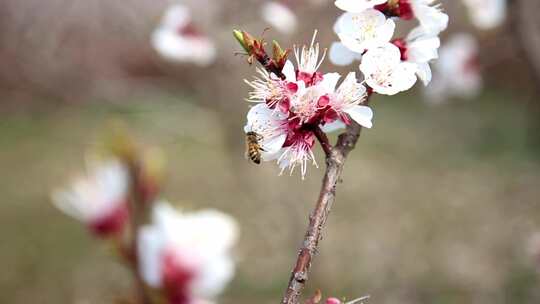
(281, 121, 364, 304)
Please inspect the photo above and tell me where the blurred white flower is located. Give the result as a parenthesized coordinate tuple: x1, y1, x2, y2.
(334, 0, 387, 13)
(261, 1, 298, 34)
(360, 43, 418, 95)
(462, 0, 506, 30)
(334, 9, 396, 54)
(138, 202, 238, 304)
(152, 4, 216, 66)
(424, 33, 482, 103)
(52, 159, 129, 237)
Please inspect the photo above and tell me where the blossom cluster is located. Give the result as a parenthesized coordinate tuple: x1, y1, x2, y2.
(52, 137, 238, 304)
(330, 0, 448, 95)
(242, 32, 373, 178)
(238, 0, 448, 178)
(462, 0, 506, 30)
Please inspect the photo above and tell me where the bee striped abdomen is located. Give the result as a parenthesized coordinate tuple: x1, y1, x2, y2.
(245, 131, 264, 165)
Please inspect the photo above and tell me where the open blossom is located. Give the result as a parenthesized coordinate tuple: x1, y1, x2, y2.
(244, 67, 297, 112)
(244, 103, 318, 178)
(261, 1, 298, 34)
(318, 72, 373, 128)
(152, 4, 216, 66)
(462, 0, 506, 30)
(243, 34, 372, 178)
(52, 159, 129, 237)
(334, 9, 396, 54)
(424, 33, 482, 103)
(374, 0, 448, 34)
(392, 26, 440, 85)
(138, 202, 238, 304)
(360, 43, 418, 95)
(409, 0, 448, 34)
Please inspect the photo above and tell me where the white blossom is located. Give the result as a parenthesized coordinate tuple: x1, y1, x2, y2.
(360, 43, 418, 95)
(261, 1, 298, 34)
(462, 0, 506, 30)
(335, 9, 396, 54)
(318, 72, 373, 128)
(411, 0, 449, 35)
(403, 26, 441, 85)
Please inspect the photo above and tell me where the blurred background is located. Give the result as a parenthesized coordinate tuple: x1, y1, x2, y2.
(2, 0, 540, 303)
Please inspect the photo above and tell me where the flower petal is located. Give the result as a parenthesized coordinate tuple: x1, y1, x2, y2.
(344, 105, 373, 128)
(334, 0, 387, 13)
(282, 60, 296, 82)
(329, 41, 361, 66)
(320, 120, 347, 133)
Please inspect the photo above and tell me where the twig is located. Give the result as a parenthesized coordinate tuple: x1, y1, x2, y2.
(281, 96, 371, 304)
(313, 126, 332, 156)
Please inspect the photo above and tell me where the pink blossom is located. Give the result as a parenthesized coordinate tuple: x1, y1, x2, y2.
(52, 159, 129, 238)
(138, 202, 238, 304)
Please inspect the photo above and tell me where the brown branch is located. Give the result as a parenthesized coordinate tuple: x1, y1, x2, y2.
(281, 112, 367, 304)
(313, 126, 332, 157)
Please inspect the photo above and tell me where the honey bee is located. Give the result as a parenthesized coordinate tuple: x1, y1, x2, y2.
(245, 131, 265, 164)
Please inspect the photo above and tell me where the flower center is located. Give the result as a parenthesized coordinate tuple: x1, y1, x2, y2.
(290, 86, 323, 123)
(375, 0, 413, 20)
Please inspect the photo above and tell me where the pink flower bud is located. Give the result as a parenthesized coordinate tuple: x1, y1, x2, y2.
(326, 297, 341, 304)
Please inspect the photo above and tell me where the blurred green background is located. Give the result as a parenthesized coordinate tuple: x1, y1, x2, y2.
(1, 0, 540, 303)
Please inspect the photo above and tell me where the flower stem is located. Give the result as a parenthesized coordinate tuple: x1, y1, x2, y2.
(281, 94, 371, 304)
(313, 127, 332, 157)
